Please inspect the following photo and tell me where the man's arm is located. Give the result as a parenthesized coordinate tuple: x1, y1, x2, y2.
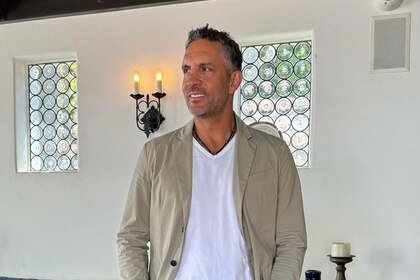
(271, 144, 307, 280)
(117, 146, 151, 280)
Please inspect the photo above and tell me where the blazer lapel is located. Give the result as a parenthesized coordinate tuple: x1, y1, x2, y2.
(233, 117, 256, 233)
(173, 120, 194, 228)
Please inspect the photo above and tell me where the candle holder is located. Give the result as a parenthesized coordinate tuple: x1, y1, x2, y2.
(130, 92, 166, 138)
(328, 255, 355, 280)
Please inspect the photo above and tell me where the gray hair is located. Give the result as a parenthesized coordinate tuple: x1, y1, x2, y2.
(186, 24, 242, 72)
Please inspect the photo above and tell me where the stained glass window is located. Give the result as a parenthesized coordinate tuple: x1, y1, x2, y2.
(28, 61, 78, 171)
(240, 41, 312, 167)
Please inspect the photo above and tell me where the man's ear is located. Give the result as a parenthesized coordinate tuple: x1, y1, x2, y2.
(229, 70, 243, 95)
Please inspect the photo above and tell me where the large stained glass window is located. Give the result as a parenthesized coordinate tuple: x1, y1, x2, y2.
(240, 41, 312, 167)
(28, 61, 78, 171)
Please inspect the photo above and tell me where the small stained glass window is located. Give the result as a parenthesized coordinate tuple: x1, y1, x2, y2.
(28, 61, 78, 171)
(240, 41, 312, 167)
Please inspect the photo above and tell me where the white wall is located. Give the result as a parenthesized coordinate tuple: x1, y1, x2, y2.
(1, 0, 419, 279)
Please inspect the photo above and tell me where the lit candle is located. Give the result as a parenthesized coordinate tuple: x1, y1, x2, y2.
(331, 242, 351, 257)
(133, 71, 140, 93)
(156, 71, 162, 93)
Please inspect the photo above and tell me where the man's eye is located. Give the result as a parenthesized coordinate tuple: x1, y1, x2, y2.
(182, 68, 190, 74)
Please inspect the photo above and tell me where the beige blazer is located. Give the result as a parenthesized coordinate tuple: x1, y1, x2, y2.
(117, 116, 307, 280)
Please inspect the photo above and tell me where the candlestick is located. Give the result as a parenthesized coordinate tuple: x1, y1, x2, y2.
(331, 242, 351, 257)
(133, 71, 140, 93)
(156, 71, 162, 93)
(328, 255, 355, 280)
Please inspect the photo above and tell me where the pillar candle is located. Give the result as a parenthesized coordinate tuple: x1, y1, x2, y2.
(156, 71, 162, 93)
(331, 242, 351, 257)
(133, 72, 140, 93)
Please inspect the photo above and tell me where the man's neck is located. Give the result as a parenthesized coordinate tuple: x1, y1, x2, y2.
(193, 113, 236, 155)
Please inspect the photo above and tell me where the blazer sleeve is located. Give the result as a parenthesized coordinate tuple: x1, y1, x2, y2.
(271, 143, 307, 280)
(117, 145, 151, 280)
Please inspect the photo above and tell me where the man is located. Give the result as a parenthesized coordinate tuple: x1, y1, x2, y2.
(117, 25, 307, 280)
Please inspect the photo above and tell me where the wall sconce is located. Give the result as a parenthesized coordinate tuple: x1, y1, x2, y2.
(130, 71, 166, 138)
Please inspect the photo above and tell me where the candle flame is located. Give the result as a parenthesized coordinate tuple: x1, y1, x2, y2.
(156, 71, 162, 81)
(133, 72, 140, 82)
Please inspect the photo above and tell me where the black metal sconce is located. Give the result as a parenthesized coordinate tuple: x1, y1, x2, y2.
(130, 71, 166, 138)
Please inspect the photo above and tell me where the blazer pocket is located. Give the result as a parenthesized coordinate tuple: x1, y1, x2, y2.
(247, 168, 275, 186)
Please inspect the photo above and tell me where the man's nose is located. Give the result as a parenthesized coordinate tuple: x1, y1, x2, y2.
(185, 69, 201, 87)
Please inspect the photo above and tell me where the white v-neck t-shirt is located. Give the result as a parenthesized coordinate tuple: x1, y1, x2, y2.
(175, 135, 252, 280)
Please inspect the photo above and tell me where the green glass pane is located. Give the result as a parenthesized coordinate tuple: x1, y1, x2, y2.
(70, 78, 77, 92)
(277, 44, 293, 60)
(294, 42, 311, 59)
(70, 94, 77, 108)
(259, 63, 275, 80)
(276, 80, 292, 97)
(242, 82, 257, 99)
(293, 79, 310, 96)
(277, 61, 293, 79)
(258, 81, 275, 98)
(294, 60, 311, 78)
(70, 62, 77, 76)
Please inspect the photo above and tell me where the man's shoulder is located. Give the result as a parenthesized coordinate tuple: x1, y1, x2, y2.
(144, 121, 191, 149)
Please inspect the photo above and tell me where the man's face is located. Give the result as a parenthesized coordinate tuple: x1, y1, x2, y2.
(182, 39, 238, 118)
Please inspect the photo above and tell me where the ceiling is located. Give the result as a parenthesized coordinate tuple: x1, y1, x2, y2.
(0, 0, 204, 24)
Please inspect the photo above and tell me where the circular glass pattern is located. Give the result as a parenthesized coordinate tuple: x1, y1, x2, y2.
(70, 63, 77, 76)
(70, 94, 77, 108)
(294, 60, 311, 78)
(293, 79, 310, 96)
(258, 81, 275, 98)
(242, 82, 257, 99)
(57, 63, 70, 78)
(30, 111, 42, 125)
(275, 115, 292, 132)
(57, 125, 70, 139)
(58, 155, 71, 170)
(31, 156, 43, 171)
(276, 98, 292, 114)
(70, 78, 77, 92)
(45, 156, 57, 171)
(57, 109, 70, 124)
(31, 141, 43, 156)
(43, 94, 56, 109)
(30, 96, 42, 110)
(43, 79, 55, 94)
(57, 78, 69, 93)
(293, 150, 308, 167)
(58, 140, 70, 154)
(44, 125, 57, 140)
(30, 126, 43, 140)
(259, 45, 276, 62)
(259, 63, 275, 80)
(243, 47, 258, 64)
(71, 155, 79, 169)
(70, 109, 78, 123)
(57, 94, 70, 108)
(243, 117, 256, 125)
(44, 140, 57, 155)
(291, 132, 309, 149)
(243, 65, 258, 81)
(259, 116, 274, 124)
(43, 64, 55, 79)
(277, 61, 293, 79)
(293, 97, 310, 113)
(258, 99, 274, 116)
(71, 124, 78, 138)
(241, 100, 257, 117)
(43, 110, 56, 125)
(292, 114, 309, 131)
(277, 44, 293, 60)
(30, 81, 42, 95)
(71, 140, 78, 154)
(29, 65, 42, 79)
(294, 42, 311, 59)
(276, 80, 292, 97)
